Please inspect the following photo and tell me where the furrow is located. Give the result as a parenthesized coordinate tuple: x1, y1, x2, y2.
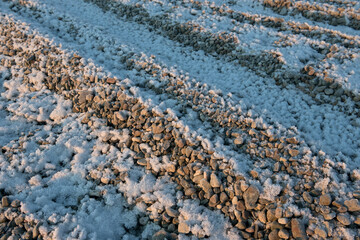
(262, 0, 360, 30)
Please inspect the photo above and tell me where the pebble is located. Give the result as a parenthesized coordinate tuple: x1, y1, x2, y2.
(178, 222, 190, 234)
(344, 199, 360, 212)
(291, 218, 307, 240)
(314, 226, 327, 239)
(165, 207, 179, 218)
(278, 228, 290, 239)
(337, 213, 351, 225)
(302, 192, 313, 203)
(1, 197, 9, 208)
(210, 173, 221, 188)
(268, 229, 280, 240)
(199, 179, 212, 193)
(319, 193, 332, 206)
(278, 218, 289, 225)
(288, 149, 299, 157)
(220, 192, 229, 203)
(234, 137, 243, 145)
(243, 185, 259, 210)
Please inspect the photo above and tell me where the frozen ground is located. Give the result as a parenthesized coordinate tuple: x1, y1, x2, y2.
(0, 0, 359, 239)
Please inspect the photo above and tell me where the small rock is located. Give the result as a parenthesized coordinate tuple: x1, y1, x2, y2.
(291, 218, 307, 240)
(0, 213, 6, 223)
(324, 88, 334, 95)
(220, 192, 229, 203)
(190, 9, 198, 15)
(258, 210, 267, 224)
(115, 110, 130, 121)
(166, 207, 179, 218)
(209, 194, 219, 206)
(234, 137, 243, 145)
(302, 192, 313, 203)
(235, 220, 247, 230)
(286, 137, 298, 144)
(199, 179, 212, 193)
(266, 209, 276, 222)
(353, 190, 360, 199)
(210, 173, 221, 188)
(288, 149, 299, 157)
(152, 229, 168, 240)
(137, 159, 147, 166)
(344, 199, 360, 212)
(350, 169, 360, 181)
(278, 218, 289, 225)
(337, 213, 351, 225)
(354, 215, 360, 225)
(278, 228, 290, 239)
(240, 181, 249, 192)
(33, 223, 40, 239)
(243, 185, 259, 210)
(178, 222, 190, 234)
(1, 197, 9, 207)
(319, 194, 332, 206)
(250, 170, 259, 179)
(314, 227, 327, 239)
(322, 212, 336, 220)
(268, 229, 280, 240)
(106, 78, 116, 84)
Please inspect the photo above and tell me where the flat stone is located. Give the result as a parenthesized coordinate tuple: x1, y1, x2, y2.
(344, 199, 360, 212)
(258, 210, 267, 224)
(319, 194, 332, 206)
(137, 159, 147, 166)
(278, 229, 290, 239)
(291, 218, 307, 240)
(337, 213, 351, 225)
(178, 222, 190, 234)
(235, 220, 247, 230)
(115, 110, 130, 121)
(106, 78, 116, 84)
(220, 192, 229, 203)
(314, 227, 327, 239)
(199, 179, 212, 193)
(243, 185, 259, 210)
(278, 218, 289, 225)
(165, 207, 179, 218)
(268, 230, 280, 240)
(353, 190, 360, 199)
(288, 149, 299, 157)
(267, 209, 277, 222)
(286, 137, 298, 144)
(209, 194, 219, 206)
(322, 212, 336, 220)
(302, 192, 313, 203)
(210, 173, 221, 188)
(153, 125, 165, 134)
(354, 215, 360, 225)
(1, 197, 9, 208)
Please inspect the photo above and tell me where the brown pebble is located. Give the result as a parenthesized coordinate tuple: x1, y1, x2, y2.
(1, 197, 9, 208)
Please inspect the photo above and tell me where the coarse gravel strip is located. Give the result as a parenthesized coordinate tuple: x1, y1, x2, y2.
(1, 9, 360, 240)
(3, 0, 360, 169)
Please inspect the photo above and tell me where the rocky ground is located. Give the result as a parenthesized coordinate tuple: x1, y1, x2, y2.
(0, 0, 359, 239)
